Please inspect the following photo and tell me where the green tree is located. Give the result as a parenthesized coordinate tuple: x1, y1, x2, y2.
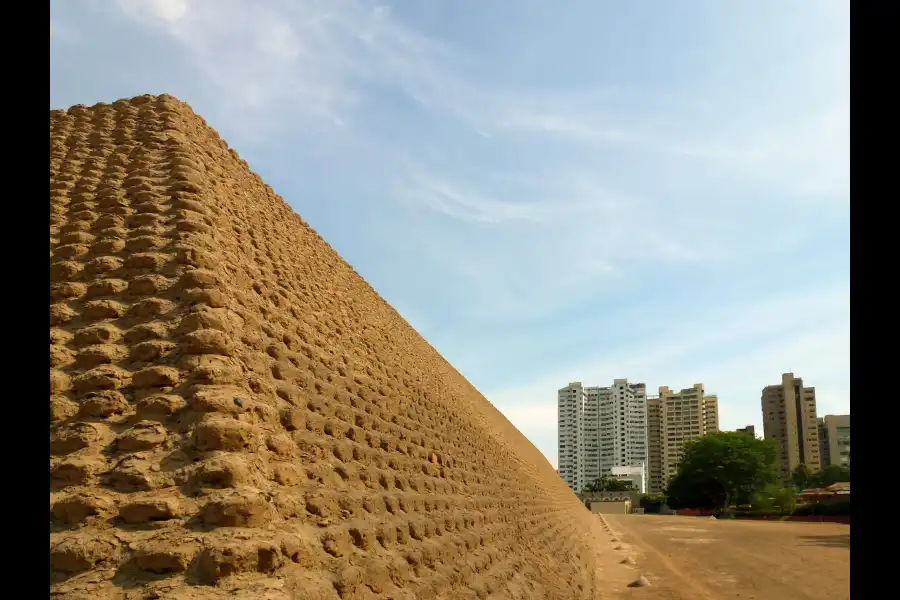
(749, 483, 781, 511)
(792, 463, 813, 489)
(773, 487, 797, 513)
(584, 474, 635, 493)
(809, 464, 850, 488)
(603, 478, 635, 492)
(664, 432, 779, 511)
(639, 494, 666, 513)
(792, 464, 850, 490)
(584, 480, 602, 493)
(665, 471, 724, 509)
(748, 484, 796, 514)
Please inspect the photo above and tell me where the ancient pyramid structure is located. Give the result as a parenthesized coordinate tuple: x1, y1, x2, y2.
(50, 95, 622, 599)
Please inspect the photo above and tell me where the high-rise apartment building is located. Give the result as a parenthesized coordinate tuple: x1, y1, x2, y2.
(818, 414, 850, 469)
(557, 383, 586, 492)
(703, 394, 720, 432)
(600, 379, 649, 485)
(646, 395, 663, 494)
(653, 383, 720, 490)
(557, 379, 649, 493)
(583, 385, 602, 489)
(761, 373, 821, 484)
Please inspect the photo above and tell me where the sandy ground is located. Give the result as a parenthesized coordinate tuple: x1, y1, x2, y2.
(601, 514, 849, 600)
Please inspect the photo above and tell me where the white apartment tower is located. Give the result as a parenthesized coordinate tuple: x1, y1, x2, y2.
(557, 383, 586, 492)
(558, 379, 649, 493)
(600, 379, 649, 490)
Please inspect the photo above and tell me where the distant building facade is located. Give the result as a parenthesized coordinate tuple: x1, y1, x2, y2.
(736, 425, 756, 437)
(558, 379, 649, 493)
(818, 414, 850, 469)
(560, 380, 722, 494)
(653, 383, 720, 491)
(761, 373, 821, 485)
(557, 382, 586, 492)
(611, 463, 647, 494)
(600, 379, 649, 489)
(646, 395, 664, 494)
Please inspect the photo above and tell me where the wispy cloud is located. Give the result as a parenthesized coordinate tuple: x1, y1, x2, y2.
(50, 18, 81, 43)
(399, 172, 557, 225)
(107, 0, 472, 139)
(397, 168, 627, 226)
(107, 0, 848, 200)
(487, 282, 849, 404)
(111, 0, 366, 133)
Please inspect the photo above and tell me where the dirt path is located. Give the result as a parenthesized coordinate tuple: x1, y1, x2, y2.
(601, 514, 849, 600)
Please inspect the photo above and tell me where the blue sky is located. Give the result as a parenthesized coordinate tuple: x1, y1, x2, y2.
(51, 0, 849, 468)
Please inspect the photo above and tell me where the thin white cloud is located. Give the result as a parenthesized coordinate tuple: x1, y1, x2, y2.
(496, 108, 649, 146)
(400, 174, 554, 225)
(387, 161, 754, 322)
(50, 19, 81, 43)
(398, 169, 625, 226)
(112, 0, 364, 134)
(665, 102, 849, 199)
(144, 0, 189, 22)
(491, 282, 849, 398)
(106, 0, 848, 200)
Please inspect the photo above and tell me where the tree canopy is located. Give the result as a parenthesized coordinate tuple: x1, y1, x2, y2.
(584, 474, 635, 493)
(791, 463, 814, 489)
(639, 494, 667, 513)
(792, 463, 850, 489)
(664, 431, 779, 510)
(750, 484, 797, 513)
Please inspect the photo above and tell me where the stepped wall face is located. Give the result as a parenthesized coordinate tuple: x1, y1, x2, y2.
(49, 95, 608, 599)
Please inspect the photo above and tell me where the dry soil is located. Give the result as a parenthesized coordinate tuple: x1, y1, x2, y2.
(49, 95, 634, 599)
(601, 514, 850, 600)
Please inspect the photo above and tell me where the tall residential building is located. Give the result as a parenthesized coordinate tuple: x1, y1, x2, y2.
(600, 379, 649, 486)
(557, 382, 586, 492)
(583, 386, 603, 489)
(654, 383, 720, 489)
(557, 379, 649, 493)
(761, 373, 821, 484)
(703, 395, 720, 432)
(646, 395, 663, 494)
(736, 425, 756, 437)
(818, 415, 850, 469)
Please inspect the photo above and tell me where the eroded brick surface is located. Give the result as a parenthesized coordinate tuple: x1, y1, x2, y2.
(49, 95, 611, 599)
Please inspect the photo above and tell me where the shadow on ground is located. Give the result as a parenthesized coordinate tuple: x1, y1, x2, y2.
(798, 534, 850, 548)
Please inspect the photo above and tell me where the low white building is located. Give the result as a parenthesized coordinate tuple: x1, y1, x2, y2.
(611, 463, 647, 494)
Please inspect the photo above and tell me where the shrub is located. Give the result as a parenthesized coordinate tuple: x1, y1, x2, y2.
(730, 508, 785, 518)
(734, 500, 851, 517)
(793, 501, 848, 516)
(639, 494, 666, 514)
(823, 500, 850, 515)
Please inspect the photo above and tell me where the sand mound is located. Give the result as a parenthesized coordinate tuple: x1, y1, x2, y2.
(49, 95, 613, 599)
